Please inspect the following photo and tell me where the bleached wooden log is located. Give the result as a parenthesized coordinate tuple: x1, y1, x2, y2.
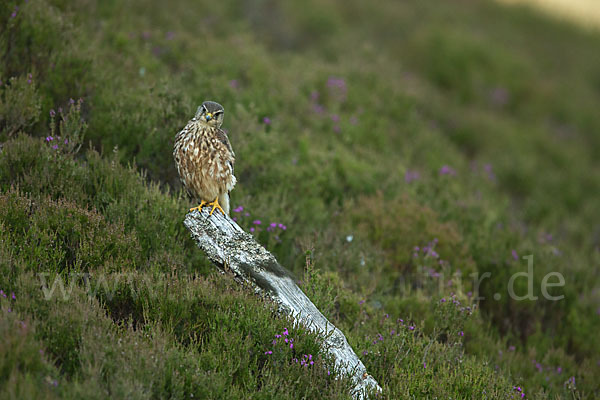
(184, 208, 382, 399)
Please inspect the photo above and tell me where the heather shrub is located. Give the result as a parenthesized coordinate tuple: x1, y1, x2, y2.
(1, 0, 599, 397)
(0, 76, 41, 137)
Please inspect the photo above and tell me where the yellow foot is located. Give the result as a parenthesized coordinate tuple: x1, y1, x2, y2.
(189, 200, 208, 213)
(206, 197, 225, 216)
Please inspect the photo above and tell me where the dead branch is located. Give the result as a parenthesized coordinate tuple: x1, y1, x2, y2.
(184, 208, 382, 399)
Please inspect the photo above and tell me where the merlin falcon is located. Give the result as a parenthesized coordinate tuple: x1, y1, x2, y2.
(173, 101, 236, 216)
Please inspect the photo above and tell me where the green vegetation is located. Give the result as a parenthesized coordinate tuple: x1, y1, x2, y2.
(1, 0, 599, 398)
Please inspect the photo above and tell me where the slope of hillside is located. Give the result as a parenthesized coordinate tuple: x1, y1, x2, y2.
(1, 0, 599, 398)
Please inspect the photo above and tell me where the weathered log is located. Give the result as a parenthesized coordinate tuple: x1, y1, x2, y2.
(184, 208, 382, 399)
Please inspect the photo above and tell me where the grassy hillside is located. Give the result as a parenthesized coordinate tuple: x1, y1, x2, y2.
(1, 0, 599, 398)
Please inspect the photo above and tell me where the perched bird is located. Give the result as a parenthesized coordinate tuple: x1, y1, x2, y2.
(173, 101, 236, 216)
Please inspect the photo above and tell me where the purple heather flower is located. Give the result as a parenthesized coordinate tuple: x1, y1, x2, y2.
(458, 331, 464, 336)
(50, 110, 56, 117)
(312, 103, 325, 114)
(11, 292, 15, 300)
(423, 362, 427, 368)
(326, 77, 347, 101)
(484, 163, 496, 181)
(244, 212, 250, 217)
(69, 98, 75, 105)
(358, 300, 365, 305)
(405, 170, 420, 183)
(509, 345, 516, 351)
(270, 222, 277, 228)
(441, 298, 446, 303)
(265, 350, 272, 355)
(283, 328, 289, 336)
(0, 290, 5, 297)
(46, 136, 54, 142)
(330, 114, 340, 122)
(233, 206, 243, 213)
(535, 362, 543, 372)
(263, 117, 271, 125)
(557, 367, 562, 373)
(409, 326, 415, 331)
(512, 249, 519, 260)
(327, 77, 346, 89)
(151, 46, 164, 57)
(439, 165, 456, 176)
(249, 227, 255, 233)
(253, 220, 261, 225)
(52, 145, 58, 150)
(64, 139, 68, 144)
(310, 91, 319, 101)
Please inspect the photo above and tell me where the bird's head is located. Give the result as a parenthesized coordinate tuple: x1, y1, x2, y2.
(196, 101, 224, 128)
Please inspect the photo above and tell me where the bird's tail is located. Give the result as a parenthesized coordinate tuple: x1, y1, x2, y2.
(220, 192, 230, 216)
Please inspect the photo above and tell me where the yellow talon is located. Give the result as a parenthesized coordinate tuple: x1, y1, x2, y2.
(189, 200, 208, 213)
(207, 197, 225, 216)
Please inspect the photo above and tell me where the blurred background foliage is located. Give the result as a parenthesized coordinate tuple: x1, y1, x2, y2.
(1, 0, 599, 398)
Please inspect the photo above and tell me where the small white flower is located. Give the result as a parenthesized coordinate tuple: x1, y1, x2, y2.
(346, 235, 353, 243)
